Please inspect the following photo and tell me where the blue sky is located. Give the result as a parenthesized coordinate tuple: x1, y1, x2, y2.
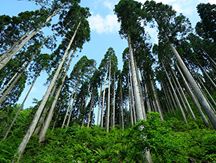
(1, 0, 215, 123)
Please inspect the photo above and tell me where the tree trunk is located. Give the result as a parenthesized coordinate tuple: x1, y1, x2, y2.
(150, 75, 163, 120)
(128, 34, 152, 162)
(194, 56, 216, 90)
(81, 66, 93, 128)
(14, 21, 79, 161)
(128, 75, 134, 125)
(0, 29, 32, 62)
(161, 81, 173, 113)
(0, 61, 27, 96)
(175, 63, 210, 127)
(62, 74, 80, 128)
(34, 74, 59, 135)
(87, 89, 94, 128)
(106, 60, 111, 132)
(141, 71, 151, 112)
(128, 35, 145, 121)
(97, 84, 102, 126)
(39, 48, 76, 142)
(170, 65, 196, 119)
(128, 56, 137, 123)
(197, 75, 216, 108)
(0, 4, 65, 71)
(51, 102, 62, 132)
(169, 70, 190, 116)
(113, 72, 116, 128)
(66, 81, 80, 127)
(101, 74, 106, 127)
(0, 37, 49, 105)
(3, 70, 41, 140)
(162, 61, 188, 124)
(120, 77, 124, 130)
(161, 80, 175, 114)
(162, 30, 216, 129)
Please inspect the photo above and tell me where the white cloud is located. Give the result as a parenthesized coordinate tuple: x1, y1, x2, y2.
(103, 1, 113, 10)
(138, 0, 177, 4)
(172, 3, 194, 15)
(89, 13, 119, 34)
(207, 0, 216, 4)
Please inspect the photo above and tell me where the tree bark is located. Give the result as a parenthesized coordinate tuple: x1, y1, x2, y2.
(0, 37, 49, 105)
(0, 29, 32, 62)
(197, 75, 216, 108)
(150, 75, 163, 120)
(169, 70, 190, 116)
(113, 72, 116, 128)
(106, 60, 111, 132)
(175, 63, 210, 127)
(62, 74, 80, 128)
(87, 89, 94, 128)
(97, 84, 102, 126)
(163, 32, 216, 129)
(170, 65, 196, 119)
(51, 102, 62, 132)
(0, 61, 27, 96)
(39, 48, 76, 142)
(128, 75, 134, 125)
(120, 77, 124, 130)
(3, 70, 41, 140)
(128, 55, 137, 123)
(101, 74, 106, 127)
(81, 66, 93, 128)
(66, 80, 80, 127)
(128, 35, 145, 121)
(162, 61, 188, 124)
(14, 21, 79, 161)
(0, 4, 65, 71)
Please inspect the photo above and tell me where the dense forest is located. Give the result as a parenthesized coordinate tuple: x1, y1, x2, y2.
(0, 0, 216, 162)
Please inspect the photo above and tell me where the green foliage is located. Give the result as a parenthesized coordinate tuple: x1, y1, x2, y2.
(1, 110, 216, 162)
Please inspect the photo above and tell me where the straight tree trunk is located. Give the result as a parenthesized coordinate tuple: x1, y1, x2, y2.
(162, 29, 216, 129)
(162, 61, 188, 124)
(197, 75, 216, 108)
(194, 56, 216, 90)
(34, 75, 59, 135)
(175, 63, 210, 127)
(87, 90, 94, 127)
(81, 66, 93, 127)
(128, 35, 145, 121)
(0, 37, 49, 105)
(150, 75, 163, 120)
(66, 81, 80, 127)
(128, 34, 152, 163)
(14, 21, 80, 161)
(51, 102, 62, 132)
(169, 70, 190, 116)
(106, 60, 111, 132)
(128, 75, 134, 125)
(161, 81, 174, 113)
(0, 4, 65, 71)
(0, 61, 27, 96)
(101, 74, 106, 127)
(141, 71, 151, 112)
(128, 57, 137, 123)
(0, 29, 32, 62)
(39, 48, 76, 142)
(120, 78, 124, 130)
(113, 72, 116, 128)
(97, 84, 102, 126)
(170, 65, 196, 119)
(62, 74, 80, 128)
(3, 70, 41, 140)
